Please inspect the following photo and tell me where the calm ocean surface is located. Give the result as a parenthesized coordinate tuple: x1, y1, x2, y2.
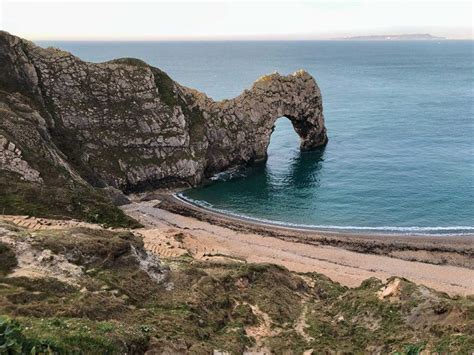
(37, 40, 474, 235)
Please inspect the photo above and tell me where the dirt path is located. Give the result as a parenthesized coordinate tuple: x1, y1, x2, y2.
(123, 200, 474, 296)
(1, 215, 101, 230)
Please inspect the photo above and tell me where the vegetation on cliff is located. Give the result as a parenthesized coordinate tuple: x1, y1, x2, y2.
(0, 221, 472, 353)
(0, 174, 140, 228)
(0, 31, 327, 226)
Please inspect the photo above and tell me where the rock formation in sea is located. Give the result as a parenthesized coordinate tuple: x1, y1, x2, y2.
(0, 31, 327, 188)
(0, 31, 326, 221)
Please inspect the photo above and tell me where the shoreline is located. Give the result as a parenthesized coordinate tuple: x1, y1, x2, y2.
(175, 192, 474, 237)
(156, 192, 474, 269)
(122, 195, 474, 295)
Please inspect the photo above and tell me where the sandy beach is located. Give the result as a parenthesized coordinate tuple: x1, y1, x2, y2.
(121, 193, 474, 296)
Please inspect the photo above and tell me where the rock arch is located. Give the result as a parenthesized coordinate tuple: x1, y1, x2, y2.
(186, 70, 328, 176)
(0, 31, 327, 189)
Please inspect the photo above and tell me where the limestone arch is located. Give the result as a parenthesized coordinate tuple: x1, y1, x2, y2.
(189, 70, 328, 177)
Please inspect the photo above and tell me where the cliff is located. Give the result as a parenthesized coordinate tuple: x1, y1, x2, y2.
(0, 31, 326, 221)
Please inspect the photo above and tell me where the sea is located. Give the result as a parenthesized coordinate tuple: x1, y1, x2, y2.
(36, 40, 474, 235)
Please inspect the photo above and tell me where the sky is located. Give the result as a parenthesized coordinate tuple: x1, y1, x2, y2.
(0, 0, 472, 40)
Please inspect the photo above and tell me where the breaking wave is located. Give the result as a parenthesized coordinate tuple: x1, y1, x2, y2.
(175, 193, 474, 237)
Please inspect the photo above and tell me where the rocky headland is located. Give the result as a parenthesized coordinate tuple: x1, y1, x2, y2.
(0, 31, 326, 224)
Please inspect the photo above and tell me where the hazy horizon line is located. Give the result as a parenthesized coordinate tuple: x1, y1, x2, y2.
(22, 33, 474, 42)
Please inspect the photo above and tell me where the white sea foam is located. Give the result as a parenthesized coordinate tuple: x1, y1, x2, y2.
(175, 193, 474, 236)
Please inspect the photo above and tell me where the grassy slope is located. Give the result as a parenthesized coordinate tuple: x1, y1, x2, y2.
(0, 174, 141, 228)
(0, 222, 472, 353)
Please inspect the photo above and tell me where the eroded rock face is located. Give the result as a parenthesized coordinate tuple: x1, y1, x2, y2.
(0, 31, 327, 192)
(0, 135, 43, 183)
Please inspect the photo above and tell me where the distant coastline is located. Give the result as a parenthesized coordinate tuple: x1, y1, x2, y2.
(339, 33, 446, 41)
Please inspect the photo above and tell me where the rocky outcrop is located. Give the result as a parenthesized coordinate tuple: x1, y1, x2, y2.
(0, 135, 42, 183)
(0, 31, 327, 194)
(0, 220, 166, 283)
(185, 70, 327, 177)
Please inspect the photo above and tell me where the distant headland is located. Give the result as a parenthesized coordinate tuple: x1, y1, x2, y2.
(340, 33, 446, 41)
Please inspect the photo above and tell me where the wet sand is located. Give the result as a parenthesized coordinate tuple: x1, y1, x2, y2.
(122, 194, 474, 296)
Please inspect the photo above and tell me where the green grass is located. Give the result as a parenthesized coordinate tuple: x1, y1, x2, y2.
(0, 226, 472, 353)
(151, 67, 180, 107)
(0, 243, 17, 275)
(0, 315, 149, 354)
(0, 176, 141, 228)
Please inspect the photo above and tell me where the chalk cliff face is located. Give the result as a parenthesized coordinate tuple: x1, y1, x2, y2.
(0, 31, 327, 194)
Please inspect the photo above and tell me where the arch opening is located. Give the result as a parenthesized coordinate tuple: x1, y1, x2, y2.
(268, 117, 300, 151)
(265, 116, 300, 186)
(264, 116, 326, 188)
(266, 117, 301, 168)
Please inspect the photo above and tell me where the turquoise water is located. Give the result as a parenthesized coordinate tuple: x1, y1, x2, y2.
(37, 40, 474, 234)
